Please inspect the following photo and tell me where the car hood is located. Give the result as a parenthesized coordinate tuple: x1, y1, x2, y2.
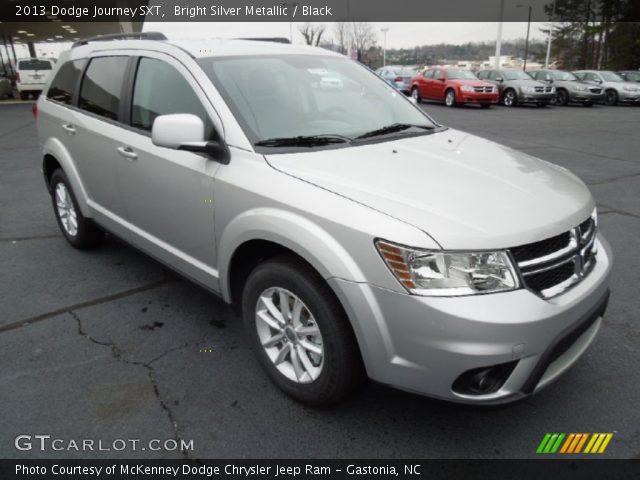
(452, 79, 493, 87)
(265, 129, 594, 250)
(504, 79, 544, 87)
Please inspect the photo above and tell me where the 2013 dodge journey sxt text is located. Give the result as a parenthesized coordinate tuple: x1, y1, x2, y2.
(36, 33, 612, 406)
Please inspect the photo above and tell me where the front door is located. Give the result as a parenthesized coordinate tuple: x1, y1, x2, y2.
(115, 54, 222, 289)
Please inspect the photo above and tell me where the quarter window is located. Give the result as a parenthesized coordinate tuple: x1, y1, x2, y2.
(47, 59, 86, 105)
(78, 57, 129, 121)
(131, 57, 213, 138)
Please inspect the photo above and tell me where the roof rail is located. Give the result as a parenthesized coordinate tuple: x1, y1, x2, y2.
(237, 37, 291, 44)
(72, 32, 167, 48)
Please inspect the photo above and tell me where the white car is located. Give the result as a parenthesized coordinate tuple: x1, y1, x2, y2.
(16, 58, 54, 100)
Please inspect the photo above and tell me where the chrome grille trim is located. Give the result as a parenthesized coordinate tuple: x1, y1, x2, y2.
(511, 214, 597, 299)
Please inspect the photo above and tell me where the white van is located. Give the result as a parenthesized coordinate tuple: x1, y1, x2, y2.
(16, 58, 54, 100)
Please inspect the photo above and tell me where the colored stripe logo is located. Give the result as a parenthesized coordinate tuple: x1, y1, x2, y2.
(537, 433, 613, 454)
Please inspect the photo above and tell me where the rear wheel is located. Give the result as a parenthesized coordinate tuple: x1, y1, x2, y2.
(411, 86, 422, 103)
(503, 89, 517, 107)
(604, 89, 618, 106)
(242, 255, 363, 405)
(50, 169, 104, 249)
(444, 89, 457, 107)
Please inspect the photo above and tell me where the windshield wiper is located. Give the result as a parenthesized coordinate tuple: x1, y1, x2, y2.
(355, 123, 435, 140)
(254, 135, 350, 147)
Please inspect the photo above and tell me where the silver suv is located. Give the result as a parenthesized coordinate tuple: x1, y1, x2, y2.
(37, 33, 612, 406)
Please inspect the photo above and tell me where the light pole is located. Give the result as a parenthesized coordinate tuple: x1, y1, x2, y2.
(517, 4, 533, 71)
(545, 0, 556, 68)
(381, 27, 389, 66)
(494, 0, 505, 69)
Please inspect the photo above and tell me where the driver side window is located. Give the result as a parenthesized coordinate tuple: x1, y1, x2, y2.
(131, 57, 215, 139)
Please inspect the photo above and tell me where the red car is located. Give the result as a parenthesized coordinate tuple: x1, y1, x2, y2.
(410, 68, 499, 107)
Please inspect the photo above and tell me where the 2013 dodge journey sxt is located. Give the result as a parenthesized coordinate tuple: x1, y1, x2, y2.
(36, 33, 612, 406)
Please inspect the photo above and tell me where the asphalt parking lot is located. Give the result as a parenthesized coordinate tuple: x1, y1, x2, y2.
(1, 100, 639, 459)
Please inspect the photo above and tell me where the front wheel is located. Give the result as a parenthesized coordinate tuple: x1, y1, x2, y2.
(444, 89, 457, 107)
(604, 89, 618, 106)
(242, 255, 363, 406)
(50, 169, 104, 249)
(556, 89, 569, 106)
(503, 89, 517, 107)
(411, 87, 422, 103)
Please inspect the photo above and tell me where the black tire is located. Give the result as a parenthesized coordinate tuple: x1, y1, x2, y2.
(50, 169, 104, 249)
(502, 89, 517, 107)
(604, 89, 618, 106)
(556, 89, 569, 106)
(242, 254, 363, 406)
(444, 89, 457, 107)
(411, 86, 422, 103)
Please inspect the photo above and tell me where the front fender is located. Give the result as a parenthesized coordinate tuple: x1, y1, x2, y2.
(42, 137, 91, 217)
(217, 208, 366, 303)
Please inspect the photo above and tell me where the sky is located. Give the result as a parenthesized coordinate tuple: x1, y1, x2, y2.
(5, 22, 549, 61)
(145, 22, 549, 48)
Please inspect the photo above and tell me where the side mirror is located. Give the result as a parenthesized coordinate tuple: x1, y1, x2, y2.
(151, 114, 230, 164)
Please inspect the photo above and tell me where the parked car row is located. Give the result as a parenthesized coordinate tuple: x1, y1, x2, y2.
(376, 65, 640, 108)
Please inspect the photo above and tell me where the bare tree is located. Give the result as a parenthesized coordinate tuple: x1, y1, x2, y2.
(334, 22, 350, 54)
(298, 23, 327, 46)
(351, 21, 377, 59)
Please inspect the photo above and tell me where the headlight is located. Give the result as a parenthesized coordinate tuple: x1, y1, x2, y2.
(524, 86, 536, 93)
(375, 240, 520, 296)
(622, 86, 639, 92)
(461, 85, 474, 92)
(574, 85, 587, 92)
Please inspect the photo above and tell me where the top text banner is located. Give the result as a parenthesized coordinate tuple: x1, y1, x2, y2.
(2, 0, 637, 23)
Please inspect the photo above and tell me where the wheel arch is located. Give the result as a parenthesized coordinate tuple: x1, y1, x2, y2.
(41, 137, 91, 217)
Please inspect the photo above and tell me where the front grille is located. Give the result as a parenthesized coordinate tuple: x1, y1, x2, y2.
(534, 86, 544, 92)
(545, 86, 553, 92)
(524, 260, 575, 293)
(510, 215, 597, 298)
(473, 86, 494, 93)
(510, 232, 571, 264)
(589, 87, 602, 94)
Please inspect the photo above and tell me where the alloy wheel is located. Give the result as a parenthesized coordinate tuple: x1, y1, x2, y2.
(445, 90, 455, 107)
(255, 287, 324, 384)
(55, 182, 78, 237)
(503, 91, 516, 106)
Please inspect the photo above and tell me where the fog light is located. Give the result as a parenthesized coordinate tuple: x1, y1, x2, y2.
(452, 361, 518, 395)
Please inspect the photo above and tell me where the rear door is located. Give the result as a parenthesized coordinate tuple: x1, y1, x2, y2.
(114, 53, 222, 289)
(72, 54, 132, 238)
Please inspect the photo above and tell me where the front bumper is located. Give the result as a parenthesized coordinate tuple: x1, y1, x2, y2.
(617, 91, 640, 103)
(519, 92, 554, 104)
(459, 93, 499, 104)
(569, 91, 604, 103)
(329, 235, 612, 404)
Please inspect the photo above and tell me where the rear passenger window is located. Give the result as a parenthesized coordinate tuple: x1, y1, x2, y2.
(47, 59, 86, 105)
(79, 57, 128, 121)
(131, 57, 214, 138)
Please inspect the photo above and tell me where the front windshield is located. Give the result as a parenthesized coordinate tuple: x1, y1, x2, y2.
(198, 55, 436, 144)
(601, 71, 624, 82)
(502, 70, 533, 80)
(447, 69, 478, 80)
(552, 71, 578, 81)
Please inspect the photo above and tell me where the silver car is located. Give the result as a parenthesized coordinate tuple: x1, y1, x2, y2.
(477, 69, 555, 107)
(529, 70, 604, 106)
(375, 65, 415, 94)
(574, 70, 640, 105)
(37, 34, 612, 406)
(0, 73, 13, 99)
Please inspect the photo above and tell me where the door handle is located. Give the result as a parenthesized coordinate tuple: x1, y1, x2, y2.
(61, 123, 76, 135)
(117, 146, 138, 160)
